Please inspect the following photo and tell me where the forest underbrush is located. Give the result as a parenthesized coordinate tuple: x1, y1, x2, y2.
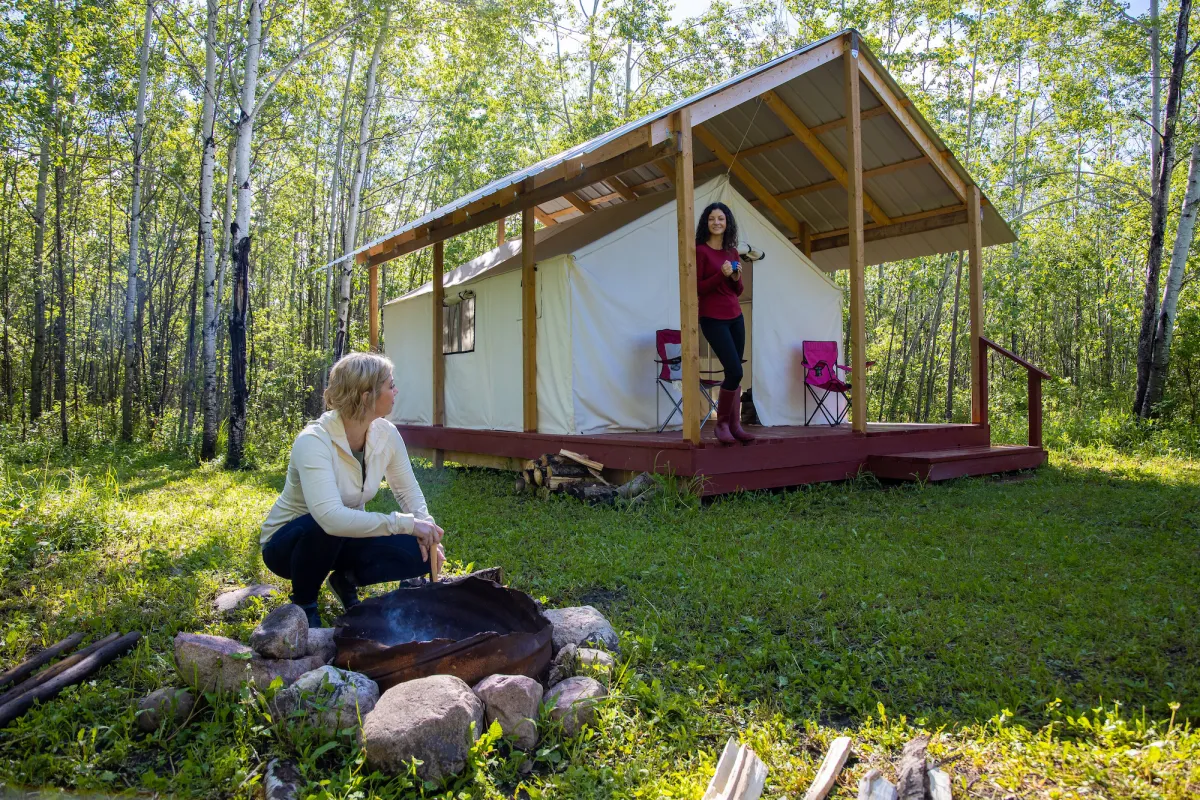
(0, 436, 1197, 798)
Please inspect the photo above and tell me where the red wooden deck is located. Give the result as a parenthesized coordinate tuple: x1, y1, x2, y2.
(398, 422, 1047, 495)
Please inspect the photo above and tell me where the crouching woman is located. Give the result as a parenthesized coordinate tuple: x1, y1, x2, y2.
(260, 352, 444, 628)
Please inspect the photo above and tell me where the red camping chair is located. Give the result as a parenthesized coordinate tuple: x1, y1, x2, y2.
(801, 341, 872, 426)
(655, 329, 722, 432)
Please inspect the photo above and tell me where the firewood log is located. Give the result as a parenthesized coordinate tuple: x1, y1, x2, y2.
(0, 632, 121, 707)
(895, 737, 929, 800)
(514, 476, 527, 493)
(544, 463, 591, 480)
(564, 484, 619, 504)
(0, 632, 141, 727)
(558, 449, 603, 471)
(803, 736, 852, 800)
(532, 468, 544, 487)
(618, 472, 656, 499)
(547, 476, 583, 490)
(0, 632, 84, 690)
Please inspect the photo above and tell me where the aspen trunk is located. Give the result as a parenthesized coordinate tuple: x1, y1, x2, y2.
(334, 11, 388, 363)
(54, 105, 69, 447)
(1136, 0, 1191, 416)
(199, 0, 220, 460)
(1143, 142, 1200, 415)
(30, 116, 51, 422)
(122, 0, 153, 441)
(226, 0, 263, 469)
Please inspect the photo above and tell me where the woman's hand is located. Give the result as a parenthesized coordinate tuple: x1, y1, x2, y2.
(411, 518, 444, 562)
(721, 260, 735, 277)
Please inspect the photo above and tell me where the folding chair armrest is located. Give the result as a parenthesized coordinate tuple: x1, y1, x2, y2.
(837, 360, 876, 373)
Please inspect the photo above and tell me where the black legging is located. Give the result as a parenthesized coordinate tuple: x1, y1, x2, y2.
(261, 513, 430, 605)
(699, 314, 745, 390)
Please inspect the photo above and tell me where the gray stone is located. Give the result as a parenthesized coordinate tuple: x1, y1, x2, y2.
(362, 674, 484, 781)
(265, 759, 302, 800)
(547, 643, 577, 688)
(213, 584, 280, 616)
(272, 666, 379, 737)
(542, 676, 605, 738)
(136, 687, 195, 732)
(472, 674, 541, 751)
(251, 604, 309, 659)
(577, 648, 616, 674)
(543, 606, 619, 654)
(306, 627, 338, 664)
(173, 633, 324, 694)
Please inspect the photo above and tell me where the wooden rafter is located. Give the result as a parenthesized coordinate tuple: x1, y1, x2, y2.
(694, 124, 801, 238)
(856, 52, 967, 202)
(761, 90, 891, 225)
(746, 155, 932, 205)
(810, 205, 967, 252)
(366, 139, 675, 265)
(532, 207, 558, 226)
(607, 175, 638, 201)
(563, 191, 595, 215)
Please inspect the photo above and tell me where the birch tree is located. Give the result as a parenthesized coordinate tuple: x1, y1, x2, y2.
(1142, 142, 1200, 415)
(199, 0, 220, 460)
(333, 10, 389, 363)
(122, 0, 153, 441)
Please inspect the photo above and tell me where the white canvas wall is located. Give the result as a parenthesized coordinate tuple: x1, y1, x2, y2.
(384, 177, 843, 434)
(383, 255, 574, 433)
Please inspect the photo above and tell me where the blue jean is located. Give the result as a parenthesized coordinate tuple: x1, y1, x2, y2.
(261, 513, 430, 605)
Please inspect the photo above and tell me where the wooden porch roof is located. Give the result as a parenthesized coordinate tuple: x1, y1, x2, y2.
(347, 29, 1015, 273)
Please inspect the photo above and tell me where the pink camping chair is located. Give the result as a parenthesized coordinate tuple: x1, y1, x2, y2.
(801, 341, 872, 426)
(655, 329, 722, 432)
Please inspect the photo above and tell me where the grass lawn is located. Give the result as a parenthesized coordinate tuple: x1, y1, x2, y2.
(0, 442, 1197, 798)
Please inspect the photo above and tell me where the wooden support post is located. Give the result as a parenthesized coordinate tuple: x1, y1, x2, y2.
(497, 216, 506, 246)
(967, 184, 985, 425)
(368, 264, 380, 350)
(431, 241, 445, 468)
(522, 179, 538, 433)
(673, 108, 701, 444)
(1028, 372, 1042, 448)
(799, 222, 812, 259)
(844, 37, 867, 434)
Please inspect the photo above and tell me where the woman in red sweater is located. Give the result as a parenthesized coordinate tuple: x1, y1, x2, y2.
(695, 202, 755, 444)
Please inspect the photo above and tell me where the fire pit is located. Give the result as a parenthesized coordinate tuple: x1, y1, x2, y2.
(333, 576, 553, 692)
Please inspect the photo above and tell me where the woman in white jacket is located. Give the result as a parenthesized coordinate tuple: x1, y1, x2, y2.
(260, 352, 444, 627)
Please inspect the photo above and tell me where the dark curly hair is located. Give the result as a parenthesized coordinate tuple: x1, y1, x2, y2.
(695, 202, 738, 251)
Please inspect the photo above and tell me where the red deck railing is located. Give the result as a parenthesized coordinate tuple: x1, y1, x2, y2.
(977, 336, 1052, 448)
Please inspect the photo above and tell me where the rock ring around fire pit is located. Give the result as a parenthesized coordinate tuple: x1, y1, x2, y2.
(333, 576, 552, 693)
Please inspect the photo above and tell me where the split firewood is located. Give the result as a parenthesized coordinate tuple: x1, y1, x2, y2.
(537, 454, 550, 468)
(0, 632, 121, 707)
(544, 462, 591, 480)
(559, 449, 603, 471)
(523, 459, 538, 472)
(857, 769, 898, 800)
(0, 631, 141, 727)
(895, 737, 930, 800)
(927, 768, 951, 800)
(703, 737, 767, 800)
(532, 468, 544, 487)
(803, 736, 852, 800)
(0, 632, 85, 690)
(547, 476, 584, 490)
(587, 467, 610, 485)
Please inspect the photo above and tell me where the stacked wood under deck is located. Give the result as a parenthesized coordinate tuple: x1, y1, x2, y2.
(400, 423, 1047, 496)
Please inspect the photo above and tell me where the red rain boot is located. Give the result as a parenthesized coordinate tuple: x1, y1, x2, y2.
(728, 387, 757, 443)
(714, 388, 737, 445)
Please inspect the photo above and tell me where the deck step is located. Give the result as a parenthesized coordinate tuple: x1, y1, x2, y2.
(867, 445, 1046, 482)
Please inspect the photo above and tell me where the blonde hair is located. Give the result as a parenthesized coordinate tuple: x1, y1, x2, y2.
(325, 352, 394, 420)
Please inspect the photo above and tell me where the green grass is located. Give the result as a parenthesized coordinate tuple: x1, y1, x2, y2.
(0, 441, 1198, 798)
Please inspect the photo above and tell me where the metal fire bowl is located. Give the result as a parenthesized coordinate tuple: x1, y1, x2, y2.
(332, 576, 552, 692)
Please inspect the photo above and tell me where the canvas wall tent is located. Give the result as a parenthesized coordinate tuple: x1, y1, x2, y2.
(384, 178, 844, 434)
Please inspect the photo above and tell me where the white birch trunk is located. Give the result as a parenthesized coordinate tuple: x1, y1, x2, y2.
(324, 45, 357, 365)
(122, 0, 153, 442)
(1143, 142, 1200, 414)
(199, 0, 220, 460)
(226, 0, 262, 468)
(333, 10, 388, 362)
(29, 111, 51, 421)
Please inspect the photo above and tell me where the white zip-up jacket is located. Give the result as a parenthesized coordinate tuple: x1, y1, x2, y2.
(260, 410, 434, 545)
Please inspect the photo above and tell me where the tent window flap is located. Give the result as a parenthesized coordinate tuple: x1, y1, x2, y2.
(444, 296, 475, 354)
